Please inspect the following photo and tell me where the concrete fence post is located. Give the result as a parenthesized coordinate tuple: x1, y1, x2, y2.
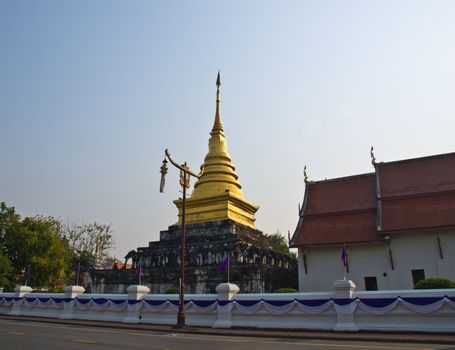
(9, 285, 33, 316)
(213, 283, 239, 328)
(332, 279, 358, 331)
(60, 286, 85, 320)
(123, 285, 150, 323)
(14, 285, 33, 298)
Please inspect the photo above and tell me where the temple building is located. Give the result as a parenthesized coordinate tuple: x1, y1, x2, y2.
(291, 151, 455, 292)
(89, 74, 297, 294)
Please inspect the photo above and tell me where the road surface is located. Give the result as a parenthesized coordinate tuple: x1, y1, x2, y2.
(0, 318, 451, 350)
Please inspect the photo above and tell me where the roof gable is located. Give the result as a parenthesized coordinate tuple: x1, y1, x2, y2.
(378, 152, 455, 232)
(292, 152, 455, 247)
(305, 174, 376, 215)
(379, 152, 455, 198)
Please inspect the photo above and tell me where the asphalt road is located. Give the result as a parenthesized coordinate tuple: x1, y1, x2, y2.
(1, 319, 454, 350)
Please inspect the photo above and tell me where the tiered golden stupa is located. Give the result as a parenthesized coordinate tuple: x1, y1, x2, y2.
(174, 73, 259, 228)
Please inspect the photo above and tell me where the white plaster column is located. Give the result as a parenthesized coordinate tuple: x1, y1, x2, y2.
(126, 285, 150, 300)
(64, 285, 85, 299)
(123, 285, 150, 324)
(9, 286, 33, 316)
(213, 283, 239, 328)
(14, 285, 33, 297)
(332, 279, 358, 331)
(60, 286, 86, 320)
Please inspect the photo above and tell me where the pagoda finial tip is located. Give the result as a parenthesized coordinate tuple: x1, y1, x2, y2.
(212, 71, 223, 133)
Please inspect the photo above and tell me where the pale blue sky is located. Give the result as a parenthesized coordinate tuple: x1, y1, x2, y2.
(1, 1, 455, 258)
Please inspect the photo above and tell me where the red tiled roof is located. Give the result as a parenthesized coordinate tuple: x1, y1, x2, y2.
(292, 174, 378, 246)
(305, 174, 376, 215)
(381, 193, 455, 232)
(379, 152, 455, 232)
(292, 210, 378, 246)
(291, 152, 455, 247)
(379, 153, 455, 198)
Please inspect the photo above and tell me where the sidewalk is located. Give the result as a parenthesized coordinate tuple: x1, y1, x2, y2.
(2, 315, 455, 345)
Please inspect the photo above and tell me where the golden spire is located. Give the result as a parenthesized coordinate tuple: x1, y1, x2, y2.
(212, 71, 223, 134)
(191, 71, 244, 199)
(173, 72, 259, 228)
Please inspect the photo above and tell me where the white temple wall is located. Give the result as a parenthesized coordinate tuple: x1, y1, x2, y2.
(297, 229, 455, 292)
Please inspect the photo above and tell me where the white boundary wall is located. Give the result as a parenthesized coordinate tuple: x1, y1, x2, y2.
(1, 281, 455, 332)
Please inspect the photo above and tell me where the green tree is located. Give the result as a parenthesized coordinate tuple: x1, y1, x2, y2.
(267, 231, 291, 255)
(1, 202, 72, 289)
(6, 216, 71, 288)
(0, 202, 21, 237)
(414, 277, 455, 289)
(0, 202, 20, 289)
(0, 247, 13, 289)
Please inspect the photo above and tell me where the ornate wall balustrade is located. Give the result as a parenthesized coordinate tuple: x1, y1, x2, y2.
(1, 281, 454, 332)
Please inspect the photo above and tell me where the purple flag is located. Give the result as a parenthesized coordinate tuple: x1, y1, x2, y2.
(341, 245, 348, 267)
(218, 256, 229, 273)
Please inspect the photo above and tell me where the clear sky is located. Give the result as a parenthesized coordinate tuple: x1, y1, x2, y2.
(1, 1, 455, 259)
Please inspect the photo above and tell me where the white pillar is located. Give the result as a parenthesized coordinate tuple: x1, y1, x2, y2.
(213, 283, 239, 328)
(9, 286, 33, 316)
(123, 285, 150, 324)
(14, 285, 33, 298)
(332, 279, 358, 331)
(126, 285, 150, 300)
(60, 286, 86, 320)
(64, 285, 85, 299)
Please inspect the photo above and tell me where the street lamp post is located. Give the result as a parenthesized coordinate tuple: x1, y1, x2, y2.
(160, 149, 201, 328)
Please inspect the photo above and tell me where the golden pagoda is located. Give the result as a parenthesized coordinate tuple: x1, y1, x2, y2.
(174, 73, 259, 228)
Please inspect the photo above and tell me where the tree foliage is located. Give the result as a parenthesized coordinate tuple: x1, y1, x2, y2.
(0, 202, 114, 290)
(267, 231, 291, 255)
(414, 277, 455, 289)
(0, 247, 13, 289)
(0, 203, 17, 288)
(0, 203, 71, 289)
